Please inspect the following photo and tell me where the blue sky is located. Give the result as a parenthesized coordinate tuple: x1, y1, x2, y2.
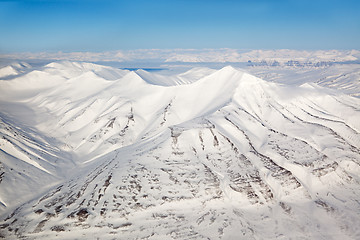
(0, 0, 359, 52)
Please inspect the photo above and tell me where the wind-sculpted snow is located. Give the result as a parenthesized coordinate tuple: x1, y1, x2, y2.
(0, 61, 359, 239)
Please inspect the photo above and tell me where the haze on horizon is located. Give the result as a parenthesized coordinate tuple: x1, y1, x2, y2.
(0, 0, 360, 53)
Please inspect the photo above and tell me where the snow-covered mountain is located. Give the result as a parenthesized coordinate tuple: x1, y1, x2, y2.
(247, 63, 360, 98)
(0, 62, 32, 79)
(0, 61, 359, 239)
(2, 49, 359, 63)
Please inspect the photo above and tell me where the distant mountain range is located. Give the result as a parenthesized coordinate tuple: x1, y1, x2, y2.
(1, 49, 360, 64)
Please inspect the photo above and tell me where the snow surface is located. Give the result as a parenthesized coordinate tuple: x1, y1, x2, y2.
(0, 61, 359, 239)
(246, 63, 360, 98)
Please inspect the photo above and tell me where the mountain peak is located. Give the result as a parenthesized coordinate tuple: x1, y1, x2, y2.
(220, 65, 237, 71)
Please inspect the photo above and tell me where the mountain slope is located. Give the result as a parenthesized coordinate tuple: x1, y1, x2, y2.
(247, 63, 360, 98)
(0, 62, 359, 239)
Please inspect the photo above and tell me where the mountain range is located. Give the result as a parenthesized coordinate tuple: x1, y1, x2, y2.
(0, 61, 359, 239)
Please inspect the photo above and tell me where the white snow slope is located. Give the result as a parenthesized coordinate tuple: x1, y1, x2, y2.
(247, 63, 360, 98)
(0, 61, 360, 239)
